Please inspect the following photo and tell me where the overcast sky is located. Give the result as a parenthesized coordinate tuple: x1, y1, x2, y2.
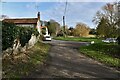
(2, 2, 110, 28)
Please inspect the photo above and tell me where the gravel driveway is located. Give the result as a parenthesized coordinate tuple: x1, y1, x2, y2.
(29, 40, 120, 79)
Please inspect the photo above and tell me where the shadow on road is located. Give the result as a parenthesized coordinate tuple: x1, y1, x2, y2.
(28, 40, 120, 79)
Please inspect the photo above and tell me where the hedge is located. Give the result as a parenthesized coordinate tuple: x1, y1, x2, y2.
(2, 22, 39, 50)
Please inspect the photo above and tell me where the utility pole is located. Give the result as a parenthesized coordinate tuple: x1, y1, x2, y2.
(63, 16, 66, 37)
(63, 0, 67, 37)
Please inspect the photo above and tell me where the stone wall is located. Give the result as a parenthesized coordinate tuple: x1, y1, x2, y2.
(3, 34, 39, 59)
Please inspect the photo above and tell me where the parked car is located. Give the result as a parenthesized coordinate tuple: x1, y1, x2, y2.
(102, 38, 117, 43)
(43, 36, 52, 41)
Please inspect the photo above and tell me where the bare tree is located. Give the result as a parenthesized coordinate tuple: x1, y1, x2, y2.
(0, 15, 9, 20)
(93, 3, 119, 27)
(93, 3, 119, 37)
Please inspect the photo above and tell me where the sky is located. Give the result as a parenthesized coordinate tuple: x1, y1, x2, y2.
(1, 1, 110, 28)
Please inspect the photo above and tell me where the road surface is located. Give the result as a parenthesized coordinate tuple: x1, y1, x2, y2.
(28, 40, 120, 79)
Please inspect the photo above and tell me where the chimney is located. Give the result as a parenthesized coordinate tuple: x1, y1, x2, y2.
(37, 12, 40, 20)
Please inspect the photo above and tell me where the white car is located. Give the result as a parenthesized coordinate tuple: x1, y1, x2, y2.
(43, 36, 52, 41)
(102, 38, 117, 43)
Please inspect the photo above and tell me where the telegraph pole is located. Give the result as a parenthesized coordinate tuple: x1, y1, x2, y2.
(63, 16, 66, 37)
(63, 1, 67, 37)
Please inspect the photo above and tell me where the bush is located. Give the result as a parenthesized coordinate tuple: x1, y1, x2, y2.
(2, 22, 39, 50)
(2, 22, 18, 50)
(18, 27, 39, 47)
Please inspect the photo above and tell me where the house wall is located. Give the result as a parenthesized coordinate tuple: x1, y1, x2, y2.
(16, 24, 36, 28)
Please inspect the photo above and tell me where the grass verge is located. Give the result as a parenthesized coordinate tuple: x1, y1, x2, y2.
(54, 37, 102, 43)
(80, 43, 120, 67)
(2, 41, 50, 78)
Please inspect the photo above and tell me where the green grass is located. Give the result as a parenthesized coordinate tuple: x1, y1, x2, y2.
(54, 36, 102, 43)
(2, 41, 50, 78)
(55, 36, 120, 67)
(80, 43, 120, 67)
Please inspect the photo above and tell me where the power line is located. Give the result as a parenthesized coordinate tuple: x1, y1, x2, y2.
(35, 2, 40, 13)
(57, 19, 63, 23)
(64, 1, 68, 16)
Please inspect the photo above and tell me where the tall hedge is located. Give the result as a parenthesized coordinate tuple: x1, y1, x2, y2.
(2, 22, 39, 50)
(2, 22, 18, 50)
(18, 27, 39, 47)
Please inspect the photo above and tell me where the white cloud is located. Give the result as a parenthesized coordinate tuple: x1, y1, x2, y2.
(2, 2, 108, 28)
(41, 2, 64, 21)
(41, 2, 107, 28)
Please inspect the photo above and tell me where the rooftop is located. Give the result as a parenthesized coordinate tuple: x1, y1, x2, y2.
(3, 18, 38, 24)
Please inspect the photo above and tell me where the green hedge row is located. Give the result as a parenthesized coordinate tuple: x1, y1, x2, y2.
(2, 22, 39, 50)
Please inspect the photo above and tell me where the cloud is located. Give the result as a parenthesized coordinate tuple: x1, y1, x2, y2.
(41, 2, 107, 28)
(2, 2, 107, 28)
(41, 2, 65, 20)
(26, 2, 37, 11)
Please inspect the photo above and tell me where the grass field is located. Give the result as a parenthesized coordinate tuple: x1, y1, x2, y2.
(2, 41, 50, 78)
(54, 37, 102, 43)
(55, 36, 120, 67)
(80, 43, 120, 67)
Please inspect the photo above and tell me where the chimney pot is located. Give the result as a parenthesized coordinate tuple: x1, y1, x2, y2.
(37, 12, 40, 20)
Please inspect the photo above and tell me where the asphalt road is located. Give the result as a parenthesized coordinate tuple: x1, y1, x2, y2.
(0, 36, 2, 79)
(29, 40, 120, 79)
(43, 39, 90, 48)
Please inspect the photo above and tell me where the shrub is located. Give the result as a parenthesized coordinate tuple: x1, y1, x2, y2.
(18, 27, 39, 47)
(2, 22, 39, 50)
(2, 22, 18, 50)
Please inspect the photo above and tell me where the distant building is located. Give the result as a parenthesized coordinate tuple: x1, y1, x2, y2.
(3, 18, 38, 28)
(2, 12, 40, 28)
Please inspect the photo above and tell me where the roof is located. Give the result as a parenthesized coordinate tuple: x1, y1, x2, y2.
(3, 18, 38, 24)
